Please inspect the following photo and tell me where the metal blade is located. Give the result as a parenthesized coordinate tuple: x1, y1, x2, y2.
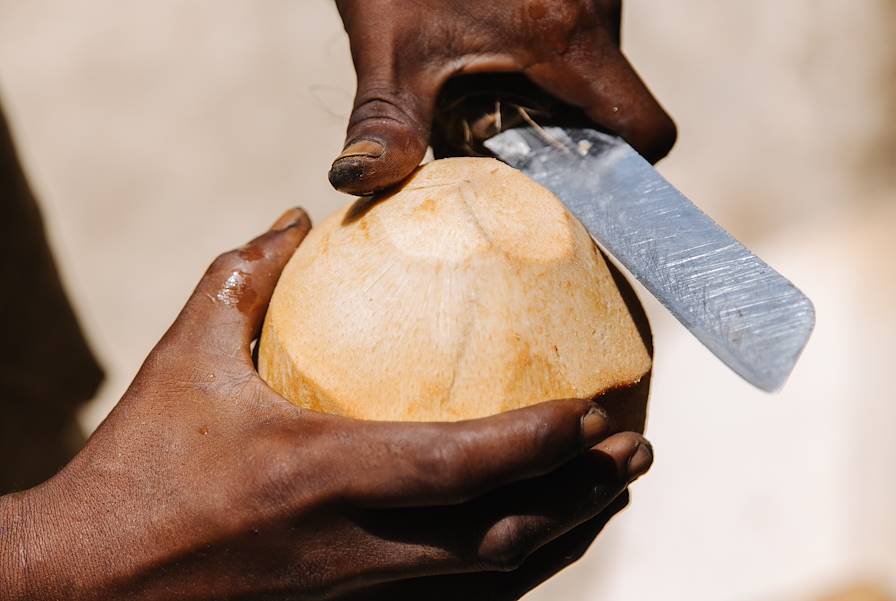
(485, 126, 815, 392)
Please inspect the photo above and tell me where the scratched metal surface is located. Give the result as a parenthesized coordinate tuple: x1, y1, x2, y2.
(485, 127, 815, 392)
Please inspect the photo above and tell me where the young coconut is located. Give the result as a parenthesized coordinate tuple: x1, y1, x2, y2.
(259, 158, 652, 428)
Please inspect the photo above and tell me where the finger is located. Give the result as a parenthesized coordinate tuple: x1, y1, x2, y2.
(525, 42, 677, 163)
(347, 434, 649, 585)
(329, 61, 437, 196)
(338, 501, 625, 601)
(354, 495, 629, 601)
(341, 399, 620, 507)
(167, 207, 311, 357)
(473, 432, 651, 572)
(483, 492, 631, 598)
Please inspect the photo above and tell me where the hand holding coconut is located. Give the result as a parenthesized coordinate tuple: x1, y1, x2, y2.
(0, 208, 652, 601)
(1, 1, 673, 597)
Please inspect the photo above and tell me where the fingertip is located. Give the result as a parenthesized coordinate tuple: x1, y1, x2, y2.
(594, 433, 653, 483)
(639, 113, 678, 164)
(626, 440, 654, 480)
(581, 403, 612, 447)
(270, 206, 312, 233)
(247, 219, 311, 267)
(244, 207, 311, 260)
(329, 151, 426, 196)
(328, 156, 376, 195)
(327, 137, 383, 192)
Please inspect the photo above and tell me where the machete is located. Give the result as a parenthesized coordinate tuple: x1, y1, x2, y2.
(483, 125, 815, 392)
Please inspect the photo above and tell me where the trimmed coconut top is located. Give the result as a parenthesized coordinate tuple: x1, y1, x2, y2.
(371, 158, 575, 263)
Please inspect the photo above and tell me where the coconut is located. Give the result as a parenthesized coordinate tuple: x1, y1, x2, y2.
(259, 158, 652, 426)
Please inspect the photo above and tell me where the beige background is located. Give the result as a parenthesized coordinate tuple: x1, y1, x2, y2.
(1, 1, 894, 600)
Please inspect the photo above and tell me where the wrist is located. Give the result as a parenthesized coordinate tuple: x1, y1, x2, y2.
(0, 479, 99, 601)
(0, 491, 28, 601)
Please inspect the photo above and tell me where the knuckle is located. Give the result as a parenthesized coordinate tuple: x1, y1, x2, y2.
(350, 87, 426, 136)
(245, 425, 334, 510)
(327, 426, 388, 503)
(515, 403, 573, 460)
(208, 248, 241, 276)
(414, 432, 476, 500)
(202, 249, 260, 307)
(522, 0, 588, 39)
(478, 517, 532, 572)
(245, 455, 302, 516)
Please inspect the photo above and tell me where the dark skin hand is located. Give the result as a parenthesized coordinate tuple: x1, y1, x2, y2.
(330, 0, 676, 195)
(0, 207, 653, 601)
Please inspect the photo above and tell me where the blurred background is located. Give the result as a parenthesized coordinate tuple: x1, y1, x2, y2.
(0, 1, 893, 600)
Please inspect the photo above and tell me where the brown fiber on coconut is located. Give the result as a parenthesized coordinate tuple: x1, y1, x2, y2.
(259, 158, 652, 427)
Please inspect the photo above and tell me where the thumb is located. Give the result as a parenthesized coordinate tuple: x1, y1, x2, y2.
(329, 72, 434, 196)
(168, 207, 311, 358)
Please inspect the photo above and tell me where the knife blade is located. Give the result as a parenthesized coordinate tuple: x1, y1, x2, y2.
(484, 126, 815, 392)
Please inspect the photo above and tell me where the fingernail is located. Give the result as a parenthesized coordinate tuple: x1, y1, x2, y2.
(335, 139, 385, 162)
(581, 404, 611, 447)
(625, 441, 654, 481)
(270, 207, 309, 231)
(328, 160, 366, 194)
(329, 140, 385, 194)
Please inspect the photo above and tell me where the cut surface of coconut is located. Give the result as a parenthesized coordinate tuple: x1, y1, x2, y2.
(259, 157, 651, 422)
